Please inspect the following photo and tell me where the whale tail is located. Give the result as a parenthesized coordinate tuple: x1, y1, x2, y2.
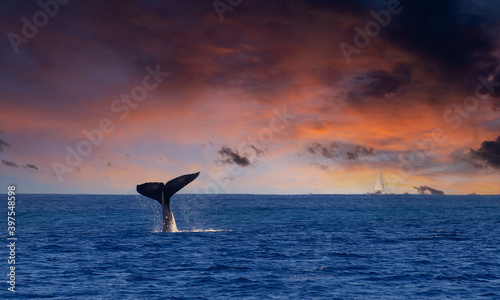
(136, 172, 200, 204)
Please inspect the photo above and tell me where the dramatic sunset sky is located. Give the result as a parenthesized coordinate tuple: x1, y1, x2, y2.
(1, 0, 500, 194)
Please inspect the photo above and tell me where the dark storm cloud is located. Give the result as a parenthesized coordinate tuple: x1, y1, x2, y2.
(346, 145, 374, 161)
(1, 159, 39, 172)
(305, 0, 500, 76)
(307, 142, 338, 159)
(381, 0, 498, 74)
(413, 185, 445, 195)
(23, 164, 39, 172)
(326, 0, 500, 109)
(307, 142, 374, 162)
(380, 0, 500, 105)
(217, 146, 251, 167)
(469, 136, 500, 169)
(0, 139, 10, 152)
(2, 159, 19, 168)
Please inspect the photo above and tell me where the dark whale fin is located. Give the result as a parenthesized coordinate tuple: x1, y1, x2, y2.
(136, 182, 164, 203)
(163, 172, 200, 198)
(136, 172, 200, 204)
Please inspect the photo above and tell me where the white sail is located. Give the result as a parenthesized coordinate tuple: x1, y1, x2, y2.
(374, 168, 384, 193)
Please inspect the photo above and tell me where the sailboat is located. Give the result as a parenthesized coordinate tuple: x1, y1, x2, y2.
(373, 168, 384, 195)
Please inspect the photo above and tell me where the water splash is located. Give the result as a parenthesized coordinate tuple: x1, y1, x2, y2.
(137, 194, 219, 233)
(136, 195, 162, 232)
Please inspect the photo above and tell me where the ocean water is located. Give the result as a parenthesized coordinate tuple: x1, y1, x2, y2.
(2, 194, 500, 299)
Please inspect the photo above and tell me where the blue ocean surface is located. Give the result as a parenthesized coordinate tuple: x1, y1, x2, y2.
(2, 194, 500, 299)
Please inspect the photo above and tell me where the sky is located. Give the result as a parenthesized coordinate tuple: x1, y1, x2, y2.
(1, 0, 500, 195)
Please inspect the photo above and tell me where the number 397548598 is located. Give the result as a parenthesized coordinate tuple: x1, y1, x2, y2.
(8, 186, 15, 236)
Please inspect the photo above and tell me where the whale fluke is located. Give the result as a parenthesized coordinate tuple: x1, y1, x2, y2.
(137, 172, 200, 232)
